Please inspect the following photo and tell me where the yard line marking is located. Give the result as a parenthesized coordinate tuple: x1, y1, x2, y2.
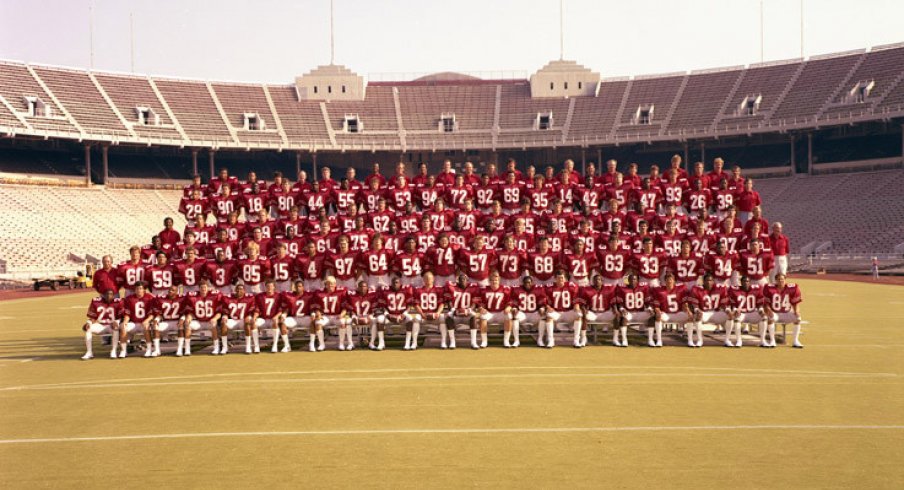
(0, 365, 896, 392)
(0, 365, 896, 391)
(0, 371, 896, 392)
(1, 425, 902, 445)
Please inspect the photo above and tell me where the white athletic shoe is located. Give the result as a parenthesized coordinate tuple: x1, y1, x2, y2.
(503, 340, 511, 348)
(793, 341, 804, 349)
(440, 343, 448, 349)
(369, 343, 377, 350)
(696, 340, 703, 348)
(153, 349, 161, 357)
(403, 344, 410, 351)
(656, 340, 663, 348)
(346, 343, 354, 351)
(253, 347, 260, 354)
(513, 340, 520, 347)
(118, 349, 127, 358)
(212, 345, 220, 355)
(245, 346, 252, 354)
(480, 341, 488, 349)
(410, 344, 416, 351)
(471, 342, 480, 350)
(648, 339, 656, 348)
(724, 341, 734, 348)
(143, 348, 153, 358)
(449, 341, 456, 349)
(735, 339, 743, 348)
(536, 339, 545, 347)
(281, 345, 291, 353)
(309, 343, 317, 352)
(376, 343, 385, 351)
(688, 340, 696, 348)
(339, 344, 346, 351)
(271, 344, 279, 353)
(613, 340, 622, 347)
(184, 350, 191, 356)
(109, 350, 118, 359)
(175, 349, 183, 357)
(81, 352, 93, 360)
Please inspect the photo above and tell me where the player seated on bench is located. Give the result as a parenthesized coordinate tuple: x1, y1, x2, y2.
(255, 280, 289, 353)
(281, 279, 320, 351)
(763, 273, 804, 348)
(81, 289, 123, 360)
(444, 273, 480, 350)
(511, 275, 548, 349)
(580, 273, 619, 348)
(412, 271, 445, 350)
(614, 272, 653, 347)
(154, 285, 188, 356)
(727, 275, 766, 348)
(220, 282, 259, 354)
(183, 280, 224, 356)
(542, 269, 583, 349)
(687, 273, 731, 348)
(312, 276, 346, 351)
(650, 272, 691, 348)
(122, 282, 158, 358)
(474, 271, 513, 349)
(343, 280, 379, 350)
(376, 276, 417, 350)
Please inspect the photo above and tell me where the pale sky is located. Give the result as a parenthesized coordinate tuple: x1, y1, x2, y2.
(1, 0, 902, 83)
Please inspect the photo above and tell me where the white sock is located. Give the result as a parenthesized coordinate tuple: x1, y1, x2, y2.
(281, 334, 289, 347)
(619, 326, 627, 345)
(504, 329, 511, 345)
(725, 321, 735, 343)
(440, 323, 448, 346)
(345, 327, 354, 346)
(252, 329, 260, 350)
(84, 332, 93, 355)
(654, 321, 662, 345)
(695, 321, 704, 344)
(792, 324, 801, 344)
(316, 329, 325, 347)
(185, 338, 191, 353)
(370, 324, 378, 346)
(647, 326, 655, 344)
(573, 320, 582, 345)
(310, 334, 317, 348)
(154, 338, 161, 352)
(270, 328, 280, 347)
(404, 331, 412, 348)
(612, 329, 619, 345)
(411, 322, 420, 347)
(177, 337, 184, 352)
(220, 337, 228, 350)
(546, 321, 555, 346)
(377, 330, 385, 346)
(245, 336, 252, 350)
(480, 331, 488, 346)
(470, 329, 477, 345)
(760, 324, 768, 344)
(512, 320, 520, 343)
(338, 327, 347, 347)
(768, 324, 776, 345)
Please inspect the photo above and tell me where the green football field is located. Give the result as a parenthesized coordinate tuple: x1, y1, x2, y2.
(0, 278, 902, 488)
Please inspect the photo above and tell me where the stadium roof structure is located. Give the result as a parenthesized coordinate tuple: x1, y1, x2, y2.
(0, 42, 903, 153)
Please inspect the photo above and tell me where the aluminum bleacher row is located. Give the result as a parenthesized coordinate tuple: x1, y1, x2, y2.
(1, 43, 902, 150)
(0, 185, 184, 276)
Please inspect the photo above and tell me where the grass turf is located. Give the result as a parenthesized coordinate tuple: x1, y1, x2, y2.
(0, 278, 902, 488)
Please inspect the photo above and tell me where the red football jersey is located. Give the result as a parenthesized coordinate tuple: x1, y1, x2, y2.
(413, 286, 444, 314)
(202, 260, 236, 289)
(269, 255, 296, 283)
(154, 294, 186, 321)
(631, 252, 668, 281)
(425, 244, 458, 277)
(738, 251, 774, 281)
(579, 285, 617, 312)
(668, 254, 704, 283)
(704, 252, 738, 281)
(511, 285, 547, 313)
(615, 284, 651, 312)
(650, 286, 689, 314)
(558, 252, 597, 283)
(236, 257, 271, 286)
(476, 285, 511, 312)
(221, 294, 257, 319)
(444, 283, 481, 312)
(255, 291, 283, 319)
(762, 284, 802, 313)
(185, 292, 222, 322)
(343, 290, 379, 317)
(496, 249, 527, 281)
(393, 252, 426, 279)
(527, 251, 558, 282)
(688, 285, 730, 311)
(313, 288, 347, 315)
(729, 286, 764, 313)
(457, 248, 496, 282)
(116, 261, 146, 292)
(597, 248, 630, 280)
(357, 250, 394, 277)
(326, 251, 358, 281)
(379, 286, 414, 315)
(87, 297, 123, 324)
(546, 282, 580, 311)
(146, 264, 175, 293)
(123, 294, 155, 322)
(173, 259, 207, 288)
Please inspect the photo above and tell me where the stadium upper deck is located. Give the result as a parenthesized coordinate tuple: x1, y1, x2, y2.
(1, 43, 903, 152)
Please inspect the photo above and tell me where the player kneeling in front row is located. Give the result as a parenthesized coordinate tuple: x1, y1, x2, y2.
(580, 274, 619, 348)
(727, 275, 765, 348)
(413, 272, 445, 350)
(544, 270, 583, 348)
(256, 280, 289, 353)
(474, 271, 513, 349)
(614, 273, 652, 347)
(650, 272, 691, 348)
(687, 273, 731, 348)
(763, 273, 804, 348)
(377, 277, 416, 350)
(121, 282, 158, 357)
(82, 289, 123, 359)
(281, 279, 319, 352)
(183, 281, 223, 356)
(221, 283, 259, 354)
(511, 276, 548, 349)
(154, 285, 187, 356)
